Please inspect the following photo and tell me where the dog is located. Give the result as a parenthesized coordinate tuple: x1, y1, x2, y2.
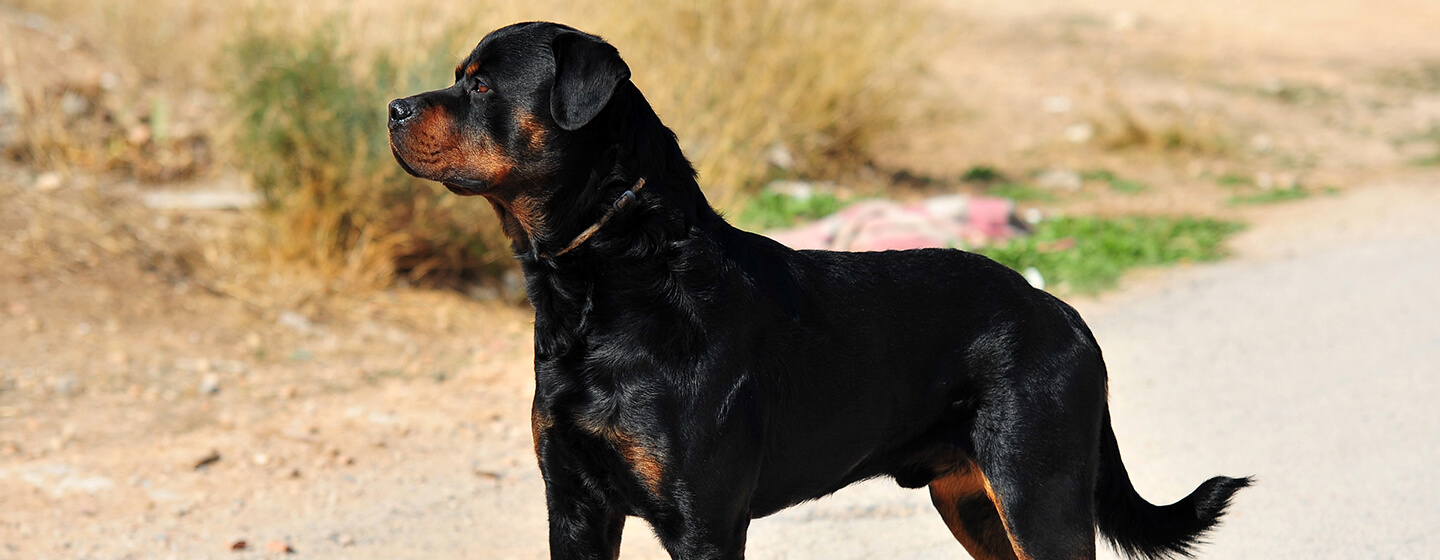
(388, 21, 1250, 560)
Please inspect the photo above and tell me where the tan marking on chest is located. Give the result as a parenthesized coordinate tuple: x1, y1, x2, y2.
(583, 424, 665, 496)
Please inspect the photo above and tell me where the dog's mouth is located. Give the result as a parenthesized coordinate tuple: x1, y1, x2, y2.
(390, 144, 424, 179)
(442, 181, 486, 196)
(391, 142, 488, 197)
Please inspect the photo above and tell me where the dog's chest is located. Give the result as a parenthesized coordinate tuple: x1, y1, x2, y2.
(533, 375, 671, 504)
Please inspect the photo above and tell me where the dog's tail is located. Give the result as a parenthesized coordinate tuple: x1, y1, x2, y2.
(1094, 410, 1252, 560)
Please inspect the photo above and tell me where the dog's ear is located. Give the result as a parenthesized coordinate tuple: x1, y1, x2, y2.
(549, 31, 631, 131)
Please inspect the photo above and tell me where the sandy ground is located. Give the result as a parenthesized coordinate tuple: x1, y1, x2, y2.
(3, 0, 1440, 559)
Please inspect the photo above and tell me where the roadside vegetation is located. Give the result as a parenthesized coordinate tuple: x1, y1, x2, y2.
(7, 0, 920, 287)
(2, 0, 1299, 296)
(977, 216, 1243, 293)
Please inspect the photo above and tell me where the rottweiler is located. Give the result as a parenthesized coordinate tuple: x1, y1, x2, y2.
(388, 21, 1250, 560)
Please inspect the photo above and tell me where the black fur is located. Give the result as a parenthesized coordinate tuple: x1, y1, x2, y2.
(388, 22, 1250, 560)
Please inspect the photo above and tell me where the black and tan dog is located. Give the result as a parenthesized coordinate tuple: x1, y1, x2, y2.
(388, 21, 1249, 560)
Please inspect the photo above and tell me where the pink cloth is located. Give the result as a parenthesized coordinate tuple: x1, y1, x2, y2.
(766, 195, 1020, 252)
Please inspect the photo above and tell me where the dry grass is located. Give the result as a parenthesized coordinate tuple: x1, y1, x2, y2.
(6, 0, 922, 286)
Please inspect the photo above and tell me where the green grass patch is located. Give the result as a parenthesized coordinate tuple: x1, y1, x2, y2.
(1215, 173, 1253, 187)
(1405, 124, 1440, 166)
(739, 190, 847, 230)
(987, 183, 1057, 202)
(1082, 169, 1148, 194)
(962, 165, 1004, 183)
(1412, 154, 1440, 166)
(976, 216, 1243, 293)
(1229, 187, 1310, 205)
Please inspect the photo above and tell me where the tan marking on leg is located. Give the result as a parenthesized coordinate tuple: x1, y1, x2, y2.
(979, 475, 1037, 560)
(531, 408, 553, 456)
(929, 468, 1020, 560)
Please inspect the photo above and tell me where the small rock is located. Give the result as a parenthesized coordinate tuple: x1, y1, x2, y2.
(53, 375, 79, 397)
(276, 311, 312, 334)
(765, 179, 819, 201)
(199, 374, 221, 395)
(141, 190, 260, 211)
(1064, 123, 1094, 144)
(126, 125, 151, 145)
(1255, 172, 1275, 190)
(59, 91, 88, 117)
(1041, 96, 1072, 114)
(1036, 169, 1083, 192)
(1111, 10, 1139, 31)
(265, 540, 294, 554)
(229, 540, 247, 551)
(1250, 133, 1274, 153)
(34, 172, 63, 192)
(765, 143, 796, 170)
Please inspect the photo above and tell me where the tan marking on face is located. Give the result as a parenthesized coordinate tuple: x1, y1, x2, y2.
(392, 103, 514, 186)
(467, 131, 514, 185)
(515, 108, 547, 152)
(466, 61, 482, 76)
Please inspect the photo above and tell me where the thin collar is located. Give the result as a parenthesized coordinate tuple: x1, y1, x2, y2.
(541, 178, 647, 258)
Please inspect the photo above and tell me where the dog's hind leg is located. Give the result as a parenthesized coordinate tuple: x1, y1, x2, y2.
(928, 465, 1020, 560)
(963, 373, 1106, 559)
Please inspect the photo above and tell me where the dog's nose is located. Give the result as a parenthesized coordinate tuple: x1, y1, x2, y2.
(388, 99, 415, 123)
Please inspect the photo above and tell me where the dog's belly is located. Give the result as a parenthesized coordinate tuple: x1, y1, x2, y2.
(745, 366, 977, 517)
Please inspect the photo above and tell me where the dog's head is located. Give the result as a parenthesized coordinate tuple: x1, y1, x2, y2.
(387, 22, 632, 239)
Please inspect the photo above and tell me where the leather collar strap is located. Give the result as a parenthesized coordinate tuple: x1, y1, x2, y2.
(542, 178, 647, 258)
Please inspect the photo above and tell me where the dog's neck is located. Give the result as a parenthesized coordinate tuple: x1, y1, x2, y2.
(524, 81, 723, 262)
(519, 82, 732, 359)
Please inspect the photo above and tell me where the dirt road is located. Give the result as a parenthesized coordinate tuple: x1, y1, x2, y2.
(5, 0, 1440, 557)
(6, 181, 1435, 560)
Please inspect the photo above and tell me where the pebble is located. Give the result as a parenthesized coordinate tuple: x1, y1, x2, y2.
(53, 375, 79, 397)
(34, 172, 63, 192)
(1064, 122, 1094, 144)
(276, 311, 312, 334)
(1256, 171, 1275, 190)
(199, 374, 221, 395)
(1036, 169, 1083, 192)
(1042, 95, 1072, 114)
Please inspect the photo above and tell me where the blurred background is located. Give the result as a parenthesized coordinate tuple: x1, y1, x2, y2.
(1, 0, 1438, 558)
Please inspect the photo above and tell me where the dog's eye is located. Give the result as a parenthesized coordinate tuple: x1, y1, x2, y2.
(474, 81, 490, 94)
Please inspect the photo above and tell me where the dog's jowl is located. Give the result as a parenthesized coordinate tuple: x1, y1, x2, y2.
(389, 21, 1250, 560)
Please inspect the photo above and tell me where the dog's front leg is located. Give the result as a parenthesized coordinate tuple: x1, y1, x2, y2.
(538, 440, 626, 560)
(542, 472, 625, 560)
